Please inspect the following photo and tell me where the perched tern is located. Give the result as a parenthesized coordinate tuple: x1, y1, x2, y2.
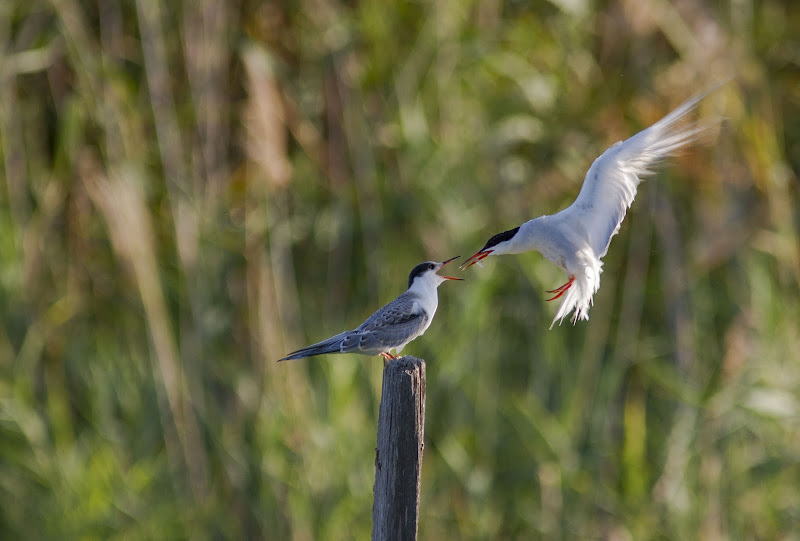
(461, 90, 719, 328)
(278, 256, 463, 362)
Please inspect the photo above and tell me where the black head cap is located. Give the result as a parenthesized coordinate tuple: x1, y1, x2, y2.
(408, 261, 437, 288)
(482, 226, 520, 250)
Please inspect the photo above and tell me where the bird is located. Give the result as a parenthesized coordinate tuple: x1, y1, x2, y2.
(278, 256, 463, 362)
(460, 89, 720, 329)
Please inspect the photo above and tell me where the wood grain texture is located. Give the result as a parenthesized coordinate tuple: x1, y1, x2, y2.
(372, 357, 426, 541)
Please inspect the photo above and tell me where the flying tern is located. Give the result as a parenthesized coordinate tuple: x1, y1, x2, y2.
(461, 90, 719, 328)
(278, 256, 463, 362)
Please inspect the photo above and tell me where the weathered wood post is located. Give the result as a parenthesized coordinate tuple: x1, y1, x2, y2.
(372, 356, 426, 541)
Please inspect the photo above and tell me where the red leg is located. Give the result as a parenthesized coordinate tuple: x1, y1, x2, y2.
(545, 275, 574, 302)
(381, 351, 398, 367)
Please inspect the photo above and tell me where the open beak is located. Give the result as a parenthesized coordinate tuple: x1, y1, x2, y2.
(459, 250, 492, 270)
(437, 255, 464, 281)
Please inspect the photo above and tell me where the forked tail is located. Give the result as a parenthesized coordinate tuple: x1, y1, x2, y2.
(277, 331, 349, 361)
(549, 258, 603, 329)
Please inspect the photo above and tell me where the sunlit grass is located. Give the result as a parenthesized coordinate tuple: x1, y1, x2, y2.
(1, 0, 799, 539)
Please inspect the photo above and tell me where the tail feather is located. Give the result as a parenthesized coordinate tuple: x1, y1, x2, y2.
(277, 331, 349, 362)
(550, 254, 602, 329)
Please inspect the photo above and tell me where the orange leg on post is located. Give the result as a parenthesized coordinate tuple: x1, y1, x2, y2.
(545, 275, 574, 302)
(381, 351, 398, 367)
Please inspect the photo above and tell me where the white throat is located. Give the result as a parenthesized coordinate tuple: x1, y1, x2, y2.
(408, 275, 441, 316)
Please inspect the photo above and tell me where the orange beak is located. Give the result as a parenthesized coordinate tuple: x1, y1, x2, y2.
(459, 249, 492, 270)
(438, 255, 463, 281)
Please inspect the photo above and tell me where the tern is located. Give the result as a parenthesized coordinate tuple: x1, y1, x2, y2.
(278, 256, 463, 362)
(461, 90, 719, 328)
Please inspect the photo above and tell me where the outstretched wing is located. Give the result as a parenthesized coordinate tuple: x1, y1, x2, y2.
(559, 91, 712, 258)
(344, 294, 429, 354)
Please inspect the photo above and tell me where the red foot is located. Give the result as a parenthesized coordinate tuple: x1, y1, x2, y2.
(545, 275, 574, 302)
(380, 352, 398, 360)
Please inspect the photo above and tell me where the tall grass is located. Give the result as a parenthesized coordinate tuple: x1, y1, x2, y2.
(1, 0, 799, 539)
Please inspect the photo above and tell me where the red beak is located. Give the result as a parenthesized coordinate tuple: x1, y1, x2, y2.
(459, 249, 492, 269)
(438, 256, 463, 281)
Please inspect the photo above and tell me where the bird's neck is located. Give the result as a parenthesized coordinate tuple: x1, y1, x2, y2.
(407, 278, 439, 313)
(504, 217, 549, 254)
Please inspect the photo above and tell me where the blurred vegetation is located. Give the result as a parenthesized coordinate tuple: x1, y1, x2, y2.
(1, 0, 799, 539)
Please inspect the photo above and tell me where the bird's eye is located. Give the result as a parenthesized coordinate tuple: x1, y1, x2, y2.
(428, 264, 435, 270)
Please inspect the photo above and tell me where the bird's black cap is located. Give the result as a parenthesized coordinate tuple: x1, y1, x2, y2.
(408, 261, 437, 288)
(482, 226, 520, 250)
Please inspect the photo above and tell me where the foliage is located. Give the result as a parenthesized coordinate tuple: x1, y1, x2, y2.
(1, 0, 799, 539)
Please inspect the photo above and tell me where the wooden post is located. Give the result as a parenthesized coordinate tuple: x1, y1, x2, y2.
(372, 356, 426, 541)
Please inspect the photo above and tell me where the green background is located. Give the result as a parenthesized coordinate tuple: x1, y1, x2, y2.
(1, 0, 799, 539)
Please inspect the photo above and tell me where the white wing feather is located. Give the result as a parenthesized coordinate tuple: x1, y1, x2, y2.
(563, 92, 710, 257)
(548, 91, 714, 327)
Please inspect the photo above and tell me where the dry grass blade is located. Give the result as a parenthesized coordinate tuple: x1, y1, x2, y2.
(242, 43, 292, 190)
(85, 167, 209, 498)
(2, 0, 800, 538)
(135, 0, 188, 191)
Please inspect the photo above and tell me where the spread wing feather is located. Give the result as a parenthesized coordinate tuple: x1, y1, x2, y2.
(543, 88, 721, 328)
(560, 91, 711, 258)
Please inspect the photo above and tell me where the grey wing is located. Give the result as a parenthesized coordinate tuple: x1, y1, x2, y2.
(342, 295, 429, 355)
(277, 331, 351, 361)
(559, 91, 711, 257)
